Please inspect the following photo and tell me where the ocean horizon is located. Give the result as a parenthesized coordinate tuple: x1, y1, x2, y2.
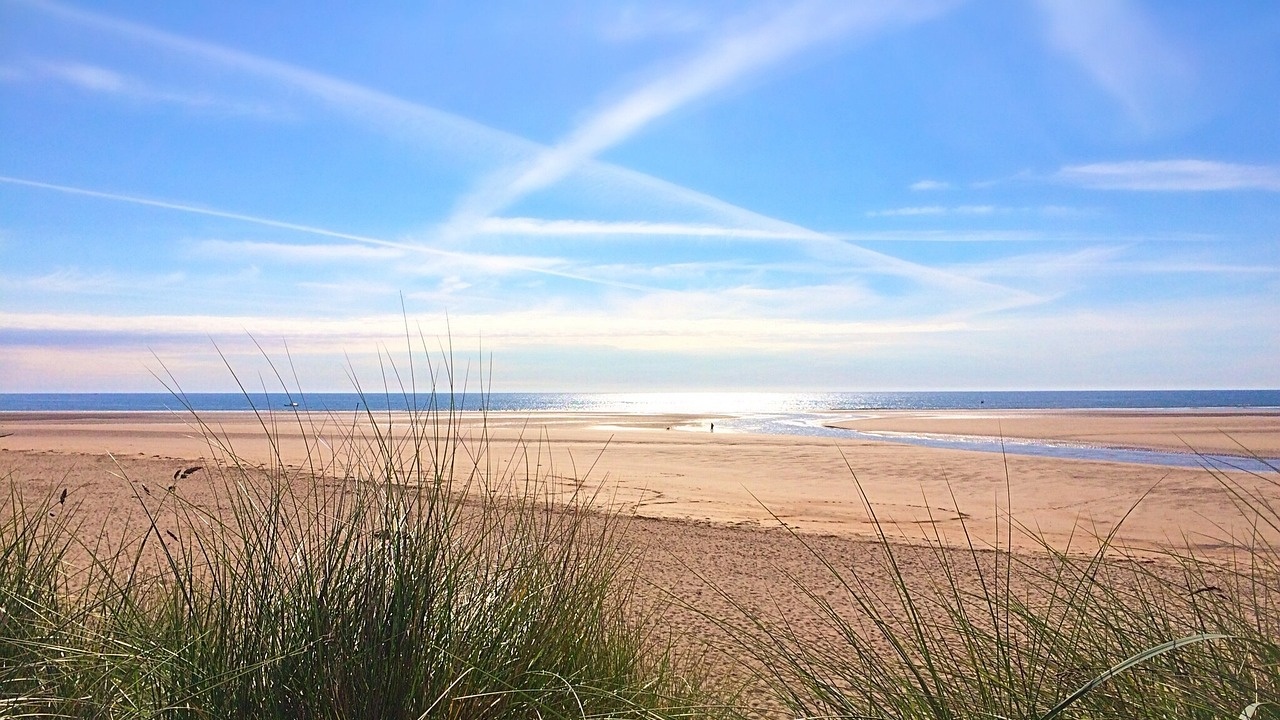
(2, 389, 1279, 414)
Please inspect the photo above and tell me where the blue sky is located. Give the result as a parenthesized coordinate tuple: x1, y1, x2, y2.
(2, 0, 1278, 392)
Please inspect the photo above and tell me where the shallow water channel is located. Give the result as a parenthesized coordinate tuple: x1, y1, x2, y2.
(713, 412, 1280, 473)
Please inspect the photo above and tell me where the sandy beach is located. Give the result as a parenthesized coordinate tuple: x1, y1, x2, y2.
(3, 408, 1276, 553)
(2, 408, 1277, 704)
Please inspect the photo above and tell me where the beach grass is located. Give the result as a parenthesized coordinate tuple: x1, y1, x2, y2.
(707, 451, 1280, 718)
(0, 363, 723, 718)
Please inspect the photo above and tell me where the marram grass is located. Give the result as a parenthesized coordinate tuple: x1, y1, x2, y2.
(0, 375, 723, 719)
(703, 450, 1280, 719)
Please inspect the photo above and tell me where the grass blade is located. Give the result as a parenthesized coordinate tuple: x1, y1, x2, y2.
(1039, 633, 1229, 720)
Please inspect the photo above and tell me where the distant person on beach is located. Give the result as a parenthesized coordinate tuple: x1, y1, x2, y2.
(710, 422, 714, 433)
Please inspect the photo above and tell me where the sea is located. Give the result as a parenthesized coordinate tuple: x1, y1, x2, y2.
(2, 390, 1278, 472)
(3, 389, 1279, 414)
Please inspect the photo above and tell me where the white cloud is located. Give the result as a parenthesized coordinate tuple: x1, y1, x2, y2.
(974, 293, 1280, 379)
(866, 205, 999, 218)
(31, 59, 281, 116)
(866, 206, 947, 217)
(13, 0, 1055, 339)
(1117, 261, 1280, 275)
(597, 4, 708, 42)
(910, 179, 950, 191)
(1038, 205, 1088, 217)
(1057, 160, 1280, 191)
(0, 308, 970, 356)
(949, 246, 1280, 297)
(617, 283, 886, 320)
(44, 60, 124, 91)
(18, 1, 1025, 305)
(834, 230, 1046, 243)
(0, 175, 649, 290)
(444, 0, 952, 235)
(8, 293, 1278, 391)
(569, 161, 1028, 294)
(1033, 0, 1194, 128)
(477, 217, 823, 241)
(194, 239, 405, 263)
(0, 310, 405, 339)
(17, 0, 539, 164)
(3, 268, 121, 294)
(5, 173, 1042, 321)
(952, 246, 1125, 281)
(0, 267, 191, 295)
(435, 276, 472, 295)
(17, 282, 1276, 383)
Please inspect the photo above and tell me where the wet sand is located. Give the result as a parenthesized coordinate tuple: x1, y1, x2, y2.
(828, 409, 1280, 456)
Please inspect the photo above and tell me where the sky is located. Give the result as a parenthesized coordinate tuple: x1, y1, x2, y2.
(1, 0, 1278, 393)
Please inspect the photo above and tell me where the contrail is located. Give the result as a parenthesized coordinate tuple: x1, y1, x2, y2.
(14, 0, 1025, 297)
(0, 171, 1042, 307)
(443, 1, 952, 236)
(11, 0, 536, 163)
(0, 175, 656, 292)
(12, 0, 1040, 308)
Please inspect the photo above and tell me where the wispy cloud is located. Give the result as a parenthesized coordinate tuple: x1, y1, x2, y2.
(444, 0, 952, 233)
(1057, 160, 1280, 191)
(19, 0, 1012, 298)
(30, 59, 281, 116)
(9, 291, 1277, 390)
(476, 218, 1048, 313)
(834, 230, 1048, 243)
(43, 60, 123, 91)
(14, 0, 540, 163)
(16, 1, 1029, 306)
(0, 311, 407, 341)
(1033, 0, 1194, 129)
(0, 267, 185, 295)
(951, 246, 1126, 281)
(0, 308, 971, 355)
(911, 294, 1280, 389)
(951, 246, 1280, 284)
(11, 0, 1056, 341)
(867, 206, 945, 217)
(910, 179, 950, 191)
(194, 239, 405, 263)
(566, 162, 1051, 302)
(866, 205, 999, 218)
(597, 4, 708, 42)
(477, 217, 823, 241)
(0, 175, 653, 290)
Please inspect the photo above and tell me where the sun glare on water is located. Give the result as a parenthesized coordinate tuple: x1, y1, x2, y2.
(581, 392, 833, 415)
